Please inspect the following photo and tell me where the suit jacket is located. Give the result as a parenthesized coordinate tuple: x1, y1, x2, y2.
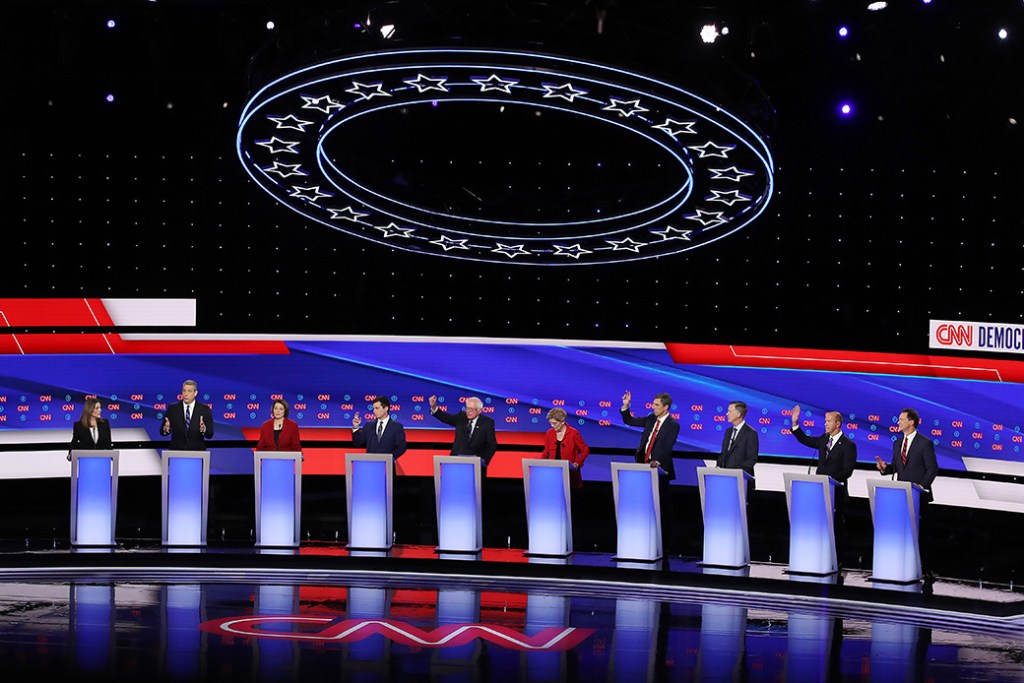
(69, 420, 113, 452)
(255, 418, 302, 452)
(620, 409, 678, 481)
(882, 432, 938, 503)
(717, 422, 758, 478)
(791, 427, 857, 484)
(431, 409, 498, 466)
(352, 418, 408, 458)
(542, 426, 590, 489)
(160, 400, 215, 451)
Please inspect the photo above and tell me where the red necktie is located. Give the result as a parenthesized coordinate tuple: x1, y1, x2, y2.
(645, 420, 661, 462)
(901, 437, 908, 465)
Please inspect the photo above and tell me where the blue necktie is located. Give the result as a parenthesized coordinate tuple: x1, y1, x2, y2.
(185, 404, 192, 429)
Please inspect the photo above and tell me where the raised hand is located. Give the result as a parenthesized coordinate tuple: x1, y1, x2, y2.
(792, 404, 801, 427)
(353, 413, 362, 429)
(621, 390, 631, 410)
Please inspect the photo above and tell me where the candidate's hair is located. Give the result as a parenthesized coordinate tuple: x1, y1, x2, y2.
(547, 407, 567, 422)
(271, 398, 289, 418)
(373, 396, 391, 410)
(78, 398, 103, 427)
(901, 408, 921, 427)
(729, 401, 748, 418)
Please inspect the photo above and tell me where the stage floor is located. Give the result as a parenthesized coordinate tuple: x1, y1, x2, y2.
(0, 542, 1021, 681)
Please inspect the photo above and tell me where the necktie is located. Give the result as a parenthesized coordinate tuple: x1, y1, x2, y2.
(185, 404, 192, 429)
(467, 420, 474, 441)
(376, 421, 384, 439)
(645, 420, 661, 462)
(728, 427, 737, 451)
(901, 437, 909, 465)
(826, 437, 834, 457)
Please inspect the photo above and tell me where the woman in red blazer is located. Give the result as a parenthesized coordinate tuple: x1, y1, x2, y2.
(542, 407, 590, 489)
(255, 399, 303, 452)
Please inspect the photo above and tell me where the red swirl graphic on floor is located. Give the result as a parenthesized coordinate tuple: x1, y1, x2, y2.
(200, 616, 593, 650)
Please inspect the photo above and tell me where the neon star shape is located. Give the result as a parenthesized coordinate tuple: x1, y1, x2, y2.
(606, 237, 645, 252)
(346, 81, 392, 100)
(709, 166, 754, 182)
(431, 235, 470, 251)
(602, 97, 649, 118)
(262, 161, 307, 178)
(684, 209, 728, 227)
(688, 141, 735, 159)
(374, 223, 416, 238)
(403, 74, 449, 93)
(651, 225, 692, 241)
(653, 118, 698, 136)
(553, 244, 591, 259)
(328, 206, 370, 222)
(300, 95, 344, 113)
(289, 185, 334, 202)
(492, 243, 530, 259)
(255, 137, 300, 154)
(541, 82, 588, 102)
(266, 114, 315, 132)
(471, 74, 519, 93)
(706, 189, 751, 206)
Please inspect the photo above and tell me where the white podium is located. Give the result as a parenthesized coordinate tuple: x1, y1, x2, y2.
(867, 479, 922, 583)
(783, 472, 839, 576)
(433, 455, 483, 553)
(161, 450, 210, 546)
(522, 459, 573, 557)
(697, 467, 753, 568)
(345, 453, 394, 551)
(254, 451, 302, 547)
(70, 450, 119, 547)
(611, 462, 662, 562)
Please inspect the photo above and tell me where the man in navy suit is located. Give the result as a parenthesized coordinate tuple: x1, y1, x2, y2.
(717, 400, 758, 478)
(875, 407, 939, 578)
(790, 405, 858, 567)
(428, 395, 498, 467)
(160, 379, 214, 451)
(621, 390, 679, 558)
(352, 396, 408, 459)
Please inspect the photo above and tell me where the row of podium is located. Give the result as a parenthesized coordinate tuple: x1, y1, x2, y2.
(69, 450, 927, 584)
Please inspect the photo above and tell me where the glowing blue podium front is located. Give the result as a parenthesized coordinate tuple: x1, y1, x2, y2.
(867, 479, 922, 583)
(161, 450, 210, 547)
(433, 455, 483, 553)
(697, 467, 753, 568)
(346, 453, 393, 551)
(70, 450, 119, 547)
(783, 472, 839, 576)
(522, 459, 572, 557)
(610, 462, 662, 562)
(254, 451, 302, 548)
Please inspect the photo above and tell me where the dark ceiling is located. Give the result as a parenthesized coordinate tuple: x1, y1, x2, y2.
(3, 0, 1022, 354)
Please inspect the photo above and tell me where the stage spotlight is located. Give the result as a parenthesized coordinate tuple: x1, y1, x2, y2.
(838, 26, 849, 38)
(266, 21, 275, 30)
(867, 2, 888, 10)
(380, 24, 396, 39)
(105, 94, 114, 103)
(839, 102, 853, 116)
(106, 19, 116, 29)
(997, 28, 1008, 40)
(700, 24, 720, 44)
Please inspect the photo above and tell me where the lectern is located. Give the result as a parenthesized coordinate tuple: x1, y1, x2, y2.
(433, 455, 483, 553)
(867, 479, 922, 583)
(161, 450, 210, 546)
(783, 472, 840, 576)
(610, 462, 662, 562)
(254, 451, 302, 547)
(522, 458, 572, 557)
(697, 467, 753, 568)
(70, 450, 119, 547)
(345, 453, 393, 550)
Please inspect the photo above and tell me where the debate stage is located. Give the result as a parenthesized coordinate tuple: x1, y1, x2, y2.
(0, 540, 1022, 682)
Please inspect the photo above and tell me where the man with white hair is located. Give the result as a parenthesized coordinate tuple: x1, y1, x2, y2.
(429, 394, 498, 467)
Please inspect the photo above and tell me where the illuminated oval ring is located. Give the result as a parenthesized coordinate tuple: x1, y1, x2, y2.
(238, 48, 775, 265)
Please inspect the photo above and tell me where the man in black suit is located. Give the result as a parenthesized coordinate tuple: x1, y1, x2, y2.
(428, 395, 498, 467)
(159, 379, 214, 451)
(875, 407, 939, 578)
(717, 400, 758, 478)
(352, 396, 408, 459)
(620, 390, 679, 557)
(790, 404, 858, 567)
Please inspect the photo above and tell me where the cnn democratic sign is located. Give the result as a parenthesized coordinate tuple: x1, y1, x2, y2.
(930, 320, 1024, 354)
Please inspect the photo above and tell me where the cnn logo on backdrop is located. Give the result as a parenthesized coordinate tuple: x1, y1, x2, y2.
(929, 320, 978, 350)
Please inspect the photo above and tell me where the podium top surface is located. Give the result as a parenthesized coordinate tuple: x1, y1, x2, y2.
(696, 466, 753, 481)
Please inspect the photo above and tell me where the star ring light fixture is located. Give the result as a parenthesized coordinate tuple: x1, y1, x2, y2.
(238, 48, 774, 265)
